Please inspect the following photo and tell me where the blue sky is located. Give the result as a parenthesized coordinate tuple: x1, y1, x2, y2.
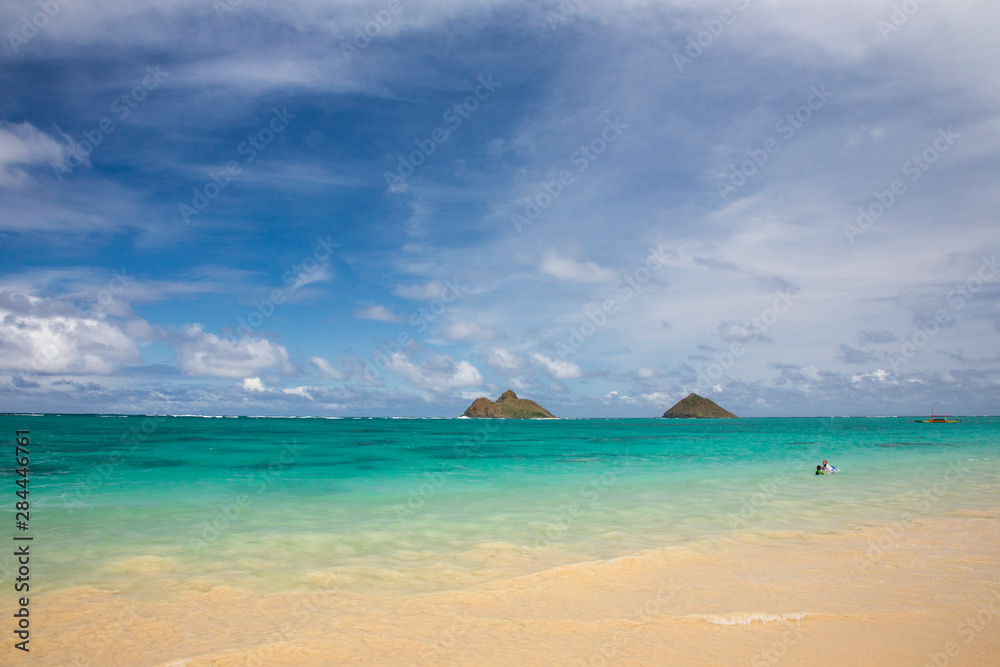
(1, 0, 998, 417)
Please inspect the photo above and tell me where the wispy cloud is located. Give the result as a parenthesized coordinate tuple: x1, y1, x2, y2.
(540, 252, 617, 283)
(530, 353, 582, 380)
(0, 122, 77, 187)
(310, 356, 347, 380)
(354, 305, 403, 322)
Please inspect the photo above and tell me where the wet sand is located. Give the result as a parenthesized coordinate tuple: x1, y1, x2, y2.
(27, 510, 1000, 665)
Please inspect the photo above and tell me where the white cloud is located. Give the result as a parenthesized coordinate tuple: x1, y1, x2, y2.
(484, 347, 523, 372)
(0, 122, 77, 188)
(437, 320, 502, 342)
(386, 351, 484, 390)
(509, 376, 531, 391)
(180, 56, 334, 92)
(0, 292, 139, 374)
(282, 385, 314, 399)
(717, 320, 771, 344)
(242, 377, 265, 391)
(540, 252, 617, 283)
(354, 305, 402, 322)
(288, 263, 333, 291)
(310, 356, 347, 380)
(604, 390, 636, 404)
(175, 324, 293, 378)
(530, 353, 582, 379)
(640, 392, 677, 406)
(850, 369, 895, 385)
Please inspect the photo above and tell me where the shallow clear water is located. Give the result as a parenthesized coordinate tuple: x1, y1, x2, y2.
(2, 414, 998, 595)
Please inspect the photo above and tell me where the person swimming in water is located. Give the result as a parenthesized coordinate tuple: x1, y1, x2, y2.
(822, 460, 836, 473)
(815, 465, 824, 475)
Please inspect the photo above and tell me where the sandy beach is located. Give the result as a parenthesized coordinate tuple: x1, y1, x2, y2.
(29, 510, 1000, 666)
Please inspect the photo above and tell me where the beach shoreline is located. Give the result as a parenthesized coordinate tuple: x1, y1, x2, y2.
(28, 509, 1000, 666)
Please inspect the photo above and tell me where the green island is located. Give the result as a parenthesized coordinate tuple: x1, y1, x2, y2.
(462, 390, 556, 419)
(661, 393, 739, 419)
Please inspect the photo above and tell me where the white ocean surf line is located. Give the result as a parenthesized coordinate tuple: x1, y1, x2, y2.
(695, 612, 807, 625)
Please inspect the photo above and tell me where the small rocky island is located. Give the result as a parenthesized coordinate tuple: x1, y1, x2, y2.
(462, 390, 556, 419)
(661, 392, 738, 419)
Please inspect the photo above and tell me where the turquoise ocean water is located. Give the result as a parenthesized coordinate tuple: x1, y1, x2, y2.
(2, 414, 998, 597)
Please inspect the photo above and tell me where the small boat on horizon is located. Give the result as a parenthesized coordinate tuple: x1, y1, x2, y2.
(916, 408, 959, 423)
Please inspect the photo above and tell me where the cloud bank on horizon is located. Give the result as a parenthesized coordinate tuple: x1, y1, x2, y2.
(1, 0, 998, 416)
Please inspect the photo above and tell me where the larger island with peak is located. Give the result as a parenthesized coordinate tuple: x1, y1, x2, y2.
(661, 392, 738, 418)
(462, 390, 556, 419)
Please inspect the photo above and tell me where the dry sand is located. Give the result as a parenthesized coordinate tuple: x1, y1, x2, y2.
(24, 510, 1000, 666)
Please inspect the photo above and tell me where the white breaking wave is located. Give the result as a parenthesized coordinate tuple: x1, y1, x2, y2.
(697, 612, 806, 625)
